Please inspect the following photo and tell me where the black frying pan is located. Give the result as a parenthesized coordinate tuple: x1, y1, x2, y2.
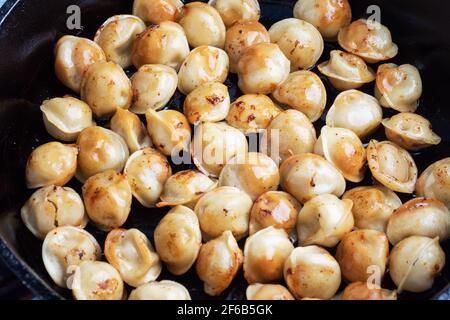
(0, 0, 449, 300)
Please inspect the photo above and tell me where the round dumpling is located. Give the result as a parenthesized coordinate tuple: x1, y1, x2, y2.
(132, 0, 183, 25)
(177, 2, 226, 48)
(124, 148, 172, 208)
(76, 126, 129, 183)
(132, 22, 190, 70)
(157, 170, 218, 208)
(40, 96, 94, 142)
(314, 126, 366, 183)
(178, 46, 229, 95)
(269, 18, 324, 71)
(82, 170, 132, 231)
(192, 122, 248, 178)
(272, 70, 326, 122)
(244, 227, 294, 284)
(208, 0, 261, 28)
(94, 15, 146, 68)
(367, 140, 418, 193)
(416, 158, 450, 210)
(130, 64, 178, 114)
(375, 64, 422, 112)
(196, 230, 243, 296)
(154, 206, 202, 275)
(194, 186, 253, 241)
(338, 19, 398, 63)
(219, 152, 280, 201)
(104, 228, 162, 287)
(284, 246, 341, 300)
(54, 35, 106, 92)
(21, 186, 87, 240)
(326, 90, 382, 139)
(293, 0, 352, 40)
(42, 227, 100, 288)
(237, 43, 290, 94)
(70, 261, 124, 300)
(280, 153, 346, 204)
(297, 194, 354, 247)
(26, 142, 78, 189)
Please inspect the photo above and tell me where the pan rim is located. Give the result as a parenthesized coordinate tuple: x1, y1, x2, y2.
(0, 1, 61, 299)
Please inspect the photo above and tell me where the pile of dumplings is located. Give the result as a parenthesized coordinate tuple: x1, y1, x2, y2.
(21, 0, 449, 300)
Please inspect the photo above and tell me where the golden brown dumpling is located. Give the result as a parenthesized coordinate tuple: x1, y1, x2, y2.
(341, 282, 397, 300)
(389, 236, 445, 293)
(237, 43, 290, 94)
(177, 2, 226, 48)
(387, 198, 450, 245)
(26, 142, 78, 189)
(246, 284, 295, 300)
(40, 96, 95, 142)
(336, 229, 389, 283)
(154, 206, 201, 275)
(70, 261, 124, 300)
(54, 35, 106, 93)
(157, 170, 218, 208)
(104, 228, 161, 287)
(82, 170, 132, 231)
(382, 112, 441, 151)
(80, 61, 133, 118)
(124, 148, 171, 208)
(76, 126, 129, 183)
(145, 109, 191, 157)
(131, 22, 190, 70)
(208, 0, 261, 28)
(284, 246, 341, 300)
(375, 64, 422, 112)
(130, 64, 178, 114)
(178, 46, 229, 95)
(110, 108, 153, 153)
(338, 19, 398, 63)
(416, 158, 450, 210)
(42, 227, 100, 288)
(269, 18, 324, 71)
(183, 82, 230, 125)
(21, 186, 87, 240)
(196, 230, 243, 296)
(314, 126, 366, 183)
(194, 186, 253, 241)
(280, 153, 346, 204)
(244, 227, 294, 284)
(342, 186, 402, 232)
(132, 0, 183, 24)
(226, 94, 281, 132)
(192, 122, 248, 178)
(249, 191, 301, 241)
(225, 21, 270, 73)
(129, 280, 191, 300)
(260, 109, 316, 165)
(94, 15, 146, 68)
(272, 70, 326, 122)
(318, 50, 375, 91)
(219, 152, 280, 201)
(326, 90, 383, 139)
(297, 194, 354, 247)
(293, 0, 352, 40)
(367, 140, 418, 193)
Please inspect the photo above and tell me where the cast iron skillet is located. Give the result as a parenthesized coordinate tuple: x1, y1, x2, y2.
(0, 0, 449, 300)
